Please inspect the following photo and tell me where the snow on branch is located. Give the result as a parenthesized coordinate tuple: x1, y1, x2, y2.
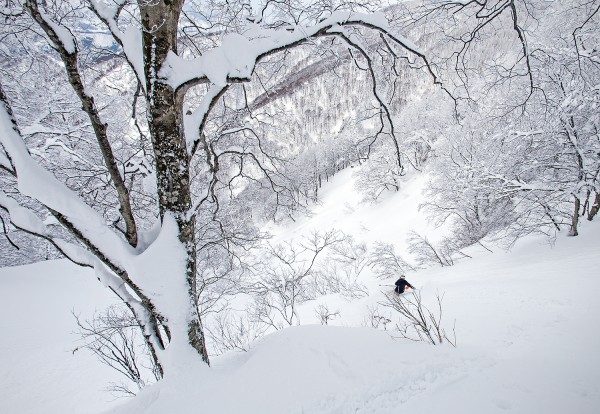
(158, 11, 432, 91)
(0, 86, 133, 270)
(0, 93, 160, 348)
(89, 0, 145, 86)
(26, 0, 140, 248)
(0, 148, 13, 174)
(0, 191, 93, 267)
(185, 84, 230, 155)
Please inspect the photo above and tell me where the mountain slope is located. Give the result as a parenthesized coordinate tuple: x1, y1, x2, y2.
(1, 168, 599, 413)
(107, 218, 600, 414)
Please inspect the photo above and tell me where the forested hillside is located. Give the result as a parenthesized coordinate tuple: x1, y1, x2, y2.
(0, 0, 598, 412)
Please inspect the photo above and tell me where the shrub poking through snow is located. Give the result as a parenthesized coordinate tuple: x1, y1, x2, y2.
(381, 290, 456, 346)
(72, 306, 161, 396)
(314, 304, 341, 326)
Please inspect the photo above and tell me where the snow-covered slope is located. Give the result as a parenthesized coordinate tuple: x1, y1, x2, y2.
(0, 261, 122, 413)
(269, 168, 441, 248)
(107, 219, 600, 414)
(1, 169, 599, 413)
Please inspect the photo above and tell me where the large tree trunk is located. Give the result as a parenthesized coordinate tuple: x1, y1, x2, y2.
(140, 0, 209, 366)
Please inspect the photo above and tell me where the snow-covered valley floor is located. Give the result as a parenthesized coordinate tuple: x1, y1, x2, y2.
(1, 170, 599, 413)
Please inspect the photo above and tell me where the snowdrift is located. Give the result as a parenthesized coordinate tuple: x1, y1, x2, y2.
(107, 326, 476, 414)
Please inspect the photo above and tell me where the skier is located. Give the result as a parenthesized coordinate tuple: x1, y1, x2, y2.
(394, 275, 415, 294)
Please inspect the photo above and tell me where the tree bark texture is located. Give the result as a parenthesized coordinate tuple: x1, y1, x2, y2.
(139, 0, 209, 364)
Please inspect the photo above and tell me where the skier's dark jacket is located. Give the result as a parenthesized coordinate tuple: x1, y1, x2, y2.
(394, 278, 414, 294)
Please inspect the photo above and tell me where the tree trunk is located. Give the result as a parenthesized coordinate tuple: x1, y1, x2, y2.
(588, 192, 600, 221)
(568, 196, 580, 236)
(140, 0, 209, 366)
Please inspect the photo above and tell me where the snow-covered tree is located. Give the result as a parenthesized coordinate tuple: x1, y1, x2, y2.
(419, 0, 600, 244)
(0, 0, 446, 376)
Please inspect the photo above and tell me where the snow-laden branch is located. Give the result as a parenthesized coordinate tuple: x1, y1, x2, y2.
(185, 84, 230, 155)
(0, 191, 93, 267)
(1, 93, 168, 368)
(25, 0, 140, 247)
(174, 11, 449, 166)
(89, 0, 146, 86)
(0, 88, 134, 270)
(159, 11, 427, 91)
(0, 143, 13, 174)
